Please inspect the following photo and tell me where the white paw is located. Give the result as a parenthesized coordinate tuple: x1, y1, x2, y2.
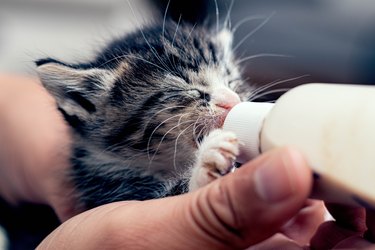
(189, 129, 240, 191)
(197, 129, 239, 178)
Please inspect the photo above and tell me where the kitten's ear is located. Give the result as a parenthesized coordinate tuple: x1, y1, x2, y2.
(216, 29, 233, 56)
(37, 60, 115, 121)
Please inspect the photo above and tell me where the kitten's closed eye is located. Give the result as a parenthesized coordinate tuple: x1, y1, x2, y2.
(186, 89, 209, 101)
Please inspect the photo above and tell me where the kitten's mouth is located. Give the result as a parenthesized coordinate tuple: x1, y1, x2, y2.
(194, 107, 231, 146)
(217, 108, 231, 128)
(208, 107, 231, 131)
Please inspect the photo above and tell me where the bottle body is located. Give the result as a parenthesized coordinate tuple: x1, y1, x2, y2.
(224, 83, 375, 207)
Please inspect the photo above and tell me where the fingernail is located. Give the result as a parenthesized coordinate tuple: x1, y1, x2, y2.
(254, 149, 298, 203)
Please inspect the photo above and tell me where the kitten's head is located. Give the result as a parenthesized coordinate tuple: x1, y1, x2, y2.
(37, 21, 245, 172)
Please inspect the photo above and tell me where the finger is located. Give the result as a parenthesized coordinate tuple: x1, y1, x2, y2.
(364, 209, 375, 242)
(281, 200, 326, 245)
(177, 147, 312, 249)
(310, 221, 362, 249)
(325, 203, 366, 232)
(246, 233, 304, 250)
(333, 235, 374, 249)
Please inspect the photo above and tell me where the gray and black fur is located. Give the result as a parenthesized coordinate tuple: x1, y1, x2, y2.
(37, 20, 246, 209)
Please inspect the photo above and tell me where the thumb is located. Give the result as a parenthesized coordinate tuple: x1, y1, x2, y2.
(176, 147, 312, 249)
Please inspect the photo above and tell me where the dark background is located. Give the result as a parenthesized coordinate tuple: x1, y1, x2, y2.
(150, 0, 375, 87)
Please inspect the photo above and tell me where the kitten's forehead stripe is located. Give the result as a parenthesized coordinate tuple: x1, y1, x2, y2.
(93, 21, 232, 86)
(208, 42, 218, 64)
(142, 91, 165, 108)
(105, 112, 143, 149)
(193, 38, 209, 65)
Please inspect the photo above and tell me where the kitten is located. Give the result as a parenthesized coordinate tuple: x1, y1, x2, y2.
(37, 20, 249, 209)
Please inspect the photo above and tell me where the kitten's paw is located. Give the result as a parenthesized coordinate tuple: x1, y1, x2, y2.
(189, 129, 239, 191)
(197, 129, 239, 178)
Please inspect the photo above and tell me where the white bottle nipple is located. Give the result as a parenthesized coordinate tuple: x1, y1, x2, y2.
(223, 102, 274, 163)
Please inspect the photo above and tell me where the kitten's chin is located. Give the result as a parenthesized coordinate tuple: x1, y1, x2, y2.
(193, 108, 231, 147)
(216, 107, 232, 128)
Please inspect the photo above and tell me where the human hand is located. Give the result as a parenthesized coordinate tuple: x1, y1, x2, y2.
(253, 193, 375, 249)
(38, 148, 316, 249)
(0, 75, 77, 221)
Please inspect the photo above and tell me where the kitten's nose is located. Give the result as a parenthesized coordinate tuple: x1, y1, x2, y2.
(212, 88, 241, 110)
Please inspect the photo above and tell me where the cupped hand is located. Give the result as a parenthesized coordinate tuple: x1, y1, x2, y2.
(38, 148, 314, 249)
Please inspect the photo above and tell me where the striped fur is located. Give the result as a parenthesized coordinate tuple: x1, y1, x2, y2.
(37, 20, 247, 209)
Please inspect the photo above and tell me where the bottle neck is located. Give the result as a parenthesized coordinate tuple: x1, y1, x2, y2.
(223, 102, 274, 163)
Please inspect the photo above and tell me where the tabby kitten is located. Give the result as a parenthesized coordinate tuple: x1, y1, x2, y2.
(37, 20, 248, 209)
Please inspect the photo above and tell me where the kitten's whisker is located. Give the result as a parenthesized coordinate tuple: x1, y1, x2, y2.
(248, 75, 309, 100)
(232, 82, 242, 95)
(224, 0, 235, 30)
(249, 88, 291, 101)
(192, 117, 204, 141)
(251, 74, 309, 96)
(233, 12, 276, 52)
(236, 53, 292, 65)
(149, 119, 194, 167)
(249, 79, 281, 98)
(162, 0, 171, 40)
(195, 127, 205, 147)
(172, 14, 182, 48)
(126, 0, 173, 73)
(241, 76, 251, 83)
(161, 93, 198, 103)
(173, 122, 195, 170)
(169, 15, 183, 74)
(214, 0, 220, 34)
(177, 111, 188, 127)
(147, 113, 187, 160)
(206, 100, 215, 117)
(231, 77, 248, 94)
(232, 15, 267, 33)
(194, 124, 206, 146)
(194, 128, 204, 146)
(184, 22, 197, 43)
(98, 54, 167, 73)
(144, 105, 186, 129)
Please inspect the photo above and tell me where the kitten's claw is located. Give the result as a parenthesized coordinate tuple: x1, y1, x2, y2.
(189, 129, 239, 190)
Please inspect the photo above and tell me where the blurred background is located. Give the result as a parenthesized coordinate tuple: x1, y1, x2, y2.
(1, 0, 375, 249)
(0, 0, 152, 72)
(1, 0, 375, 86)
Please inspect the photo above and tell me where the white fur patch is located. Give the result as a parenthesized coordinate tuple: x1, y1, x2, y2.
(201, 66, 226, 88)
(216, 29, 233, 58)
